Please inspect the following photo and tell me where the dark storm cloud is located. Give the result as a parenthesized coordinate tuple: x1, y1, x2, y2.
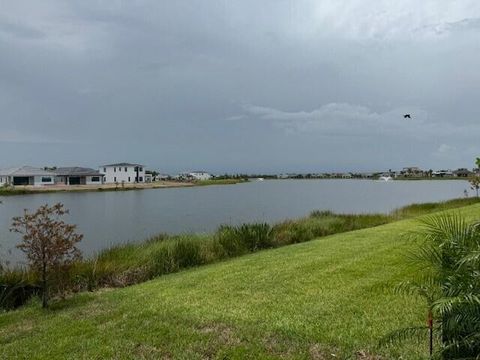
(1, 1, 480, 173)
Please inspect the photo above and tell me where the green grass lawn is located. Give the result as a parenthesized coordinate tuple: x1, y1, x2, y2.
(2, 204, 480, 359)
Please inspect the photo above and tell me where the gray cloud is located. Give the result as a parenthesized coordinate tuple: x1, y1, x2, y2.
(0, 1, 479, 173)
(0, 17, 45, 39)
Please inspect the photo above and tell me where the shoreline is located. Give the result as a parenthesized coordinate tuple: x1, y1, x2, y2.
(0, 178, 248, 196)
(3, 196, 478, 277)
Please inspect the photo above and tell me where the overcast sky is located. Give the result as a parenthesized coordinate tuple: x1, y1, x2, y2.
(1, 1, 480, 173)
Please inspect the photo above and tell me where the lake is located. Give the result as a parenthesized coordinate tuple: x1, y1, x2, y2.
(0, 179, 471, 264)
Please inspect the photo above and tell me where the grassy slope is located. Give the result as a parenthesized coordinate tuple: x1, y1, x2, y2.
(1, 204, 480, 359)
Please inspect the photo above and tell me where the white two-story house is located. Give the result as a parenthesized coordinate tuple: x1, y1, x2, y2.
(100, 163, 146, 184)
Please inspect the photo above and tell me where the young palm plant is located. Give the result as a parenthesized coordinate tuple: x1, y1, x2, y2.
(382, 213, 480, 359)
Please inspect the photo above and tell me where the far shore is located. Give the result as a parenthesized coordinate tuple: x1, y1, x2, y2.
(0, 178, 247, 196)
(0, 176, 470, 196)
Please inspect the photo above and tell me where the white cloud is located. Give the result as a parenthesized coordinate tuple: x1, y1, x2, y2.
(414, 17, 480, 38)
(235, 102, 480, 141)
(239, 102, 419, 136)
(306, 1, 480, 41)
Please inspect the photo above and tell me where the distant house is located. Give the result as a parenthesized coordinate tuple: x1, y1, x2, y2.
(176, 171, 213, 181)
(144, 173, 153, 183)
(453, 168, 472, 177)
(401, 167, 424, 177)
(188, 171, 213, 181)
(54, 167, 104, 185)
(100, 163, 146, 184)
(432, 169, 453, 177)
(0, 166, 55, 186)
(155, 174, 171, 181)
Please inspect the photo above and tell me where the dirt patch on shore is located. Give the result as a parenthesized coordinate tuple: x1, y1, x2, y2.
(11, 181, 194, 193)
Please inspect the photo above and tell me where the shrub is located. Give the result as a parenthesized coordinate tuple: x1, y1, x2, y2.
(215, 225, 249, 257)
(0, 283, 40, 310)
(272, 221, 314, 245)
(217, 223, 274, 253)
(236, 223, 273, 251)
(170, 237, 204, 269)
(151, 246, 177, 275)
(382, 214, 480, 358)
(0, 267, 39, 310)
(145, 233, 169, 244)
(112, 266, 151, 287)
(310, 210, 334, 218)
(71, 259, 112, 292)
(200, 237, 227, 263)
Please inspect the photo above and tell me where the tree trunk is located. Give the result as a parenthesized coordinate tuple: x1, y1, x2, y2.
(41, 256, 48, 308)
(427, 310, 434, 358)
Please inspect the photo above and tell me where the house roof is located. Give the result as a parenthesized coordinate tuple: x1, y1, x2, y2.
(0, 166, 55, 177)
(101, 163, 144, 167)
(453, 169, 472, 174)
(54, 167, 103, 176)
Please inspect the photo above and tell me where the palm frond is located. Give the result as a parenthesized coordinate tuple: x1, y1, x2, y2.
(385, 212, 480, 358)
(434, 295, 480, 323)
(379, 326, 429, 346)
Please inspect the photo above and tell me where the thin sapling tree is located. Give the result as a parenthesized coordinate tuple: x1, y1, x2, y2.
(10, 203, 83, 308)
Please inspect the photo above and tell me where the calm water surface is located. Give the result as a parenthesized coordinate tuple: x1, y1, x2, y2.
(0, 179, 471, 264)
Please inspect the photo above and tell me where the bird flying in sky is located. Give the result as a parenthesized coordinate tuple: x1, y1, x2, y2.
(403, 114, 411, 118)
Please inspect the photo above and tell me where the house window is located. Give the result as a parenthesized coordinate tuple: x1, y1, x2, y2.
(103, 168, 106, 172)
(125, 167, 127, 172)
(114, 177, 117, 182)
(139, 177, 143, 182)
(139, 167, 143, 172)
(103, 177, 106, 182)
(41, 177, 52, 183)
(128, 177, 130, 182)
(91, 176, 100, 182)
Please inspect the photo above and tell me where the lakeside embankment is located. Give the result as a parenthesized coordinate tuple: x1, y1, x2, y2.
(0, 178, 248, 196)
(2, 197, 478, 308)
(2, 198, 480, 358)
